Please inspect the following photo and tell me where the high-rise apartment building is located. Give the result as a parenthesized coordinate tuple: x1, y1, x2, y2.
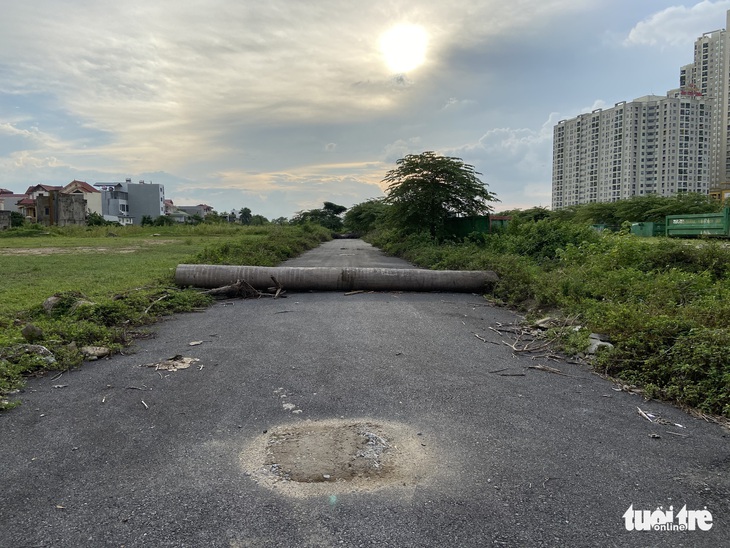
(680, 24, 726, 186)
(552, 92, 710, 209)
(552, 10, 729, 209)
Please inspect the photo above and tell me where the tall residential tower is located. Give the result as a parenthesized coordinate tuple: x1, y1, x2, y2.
(552, 10, 729, 209)
(552, 92, 710, 209)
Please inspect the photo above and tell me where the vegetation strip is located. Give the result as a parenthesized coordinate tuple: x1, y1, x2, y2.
(364, 200, 730, 419)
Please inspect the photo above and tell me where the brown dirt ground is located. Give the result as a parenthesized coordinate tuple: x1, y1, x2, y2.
(0, 240, 176, 255)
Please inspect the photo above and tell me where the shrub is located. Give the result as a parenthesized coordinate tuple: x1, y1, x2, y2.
(366, 224, 730, 417)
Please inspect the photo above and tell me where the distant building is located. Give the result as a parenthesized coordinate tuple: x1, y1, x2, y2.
(93, 178, 165, 225)
(36, 191, 87, 227)
(679, 23, 728, 186)
(709, 182, 730, 202)
(163, 199, 176, 215)
(63, 180, 102, 216)
(17, 184, 63, 220)
(176, 204, 213, 218)
(94, 182, 132, 225)
(127, 179, 165, 224)
(0, 189, 27, 213)
(2, 182, 101, 222)
(552, 10, 730, 208)
(552, 91, 710, 209)
(167, 209, 192, 223)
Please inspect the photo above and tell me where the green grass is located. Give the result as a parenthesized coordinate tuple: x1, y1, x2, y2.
(1, 240, 203, 315)
(0, 223, 331, 409)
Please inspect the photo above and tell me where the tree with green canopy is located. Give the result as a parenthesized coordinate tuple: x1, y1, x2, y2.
(343, 198, 390, 234)
(239, 207, 252, 225)
(382, 151, 498, 237)
(291, 201, 347, 231)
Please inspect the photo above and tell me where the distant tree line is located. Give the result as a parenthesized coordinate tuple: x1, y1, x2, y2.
(500, 192, 722, 229)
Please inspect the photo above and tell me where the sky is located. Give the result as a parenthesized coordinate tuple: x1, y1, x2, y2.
(2, 0, 730, 219)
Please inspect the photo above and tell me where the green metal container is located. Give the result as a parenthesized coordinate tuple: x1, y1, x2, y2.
(665, 208, 730, 238)
(630, 222, 666, 237)
(444, 216, 490, 238)
(489, 215, 511, 232)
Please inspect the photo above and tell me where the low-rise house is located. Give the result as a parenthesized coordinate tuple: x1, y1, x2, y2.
(63, 180, 102, 216)
(94, 182, 133, 225)
(167, 209, 192, 223)
(177, 204, 213, 218)
(18, 184, 62, 221)
(94, 179, 165, 225)
(36, 191, 87, 227)
(0, 189, 28, 213)
(127, 180, 165, 224)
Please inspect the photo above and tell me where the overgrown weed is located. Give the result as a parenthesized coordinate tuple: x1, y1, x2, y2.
(370, 223, 730, 417)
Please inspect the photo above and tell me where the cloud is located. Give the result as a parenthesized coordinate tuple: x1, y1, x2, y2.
(441, 97, 478, 111)
(169, 172, 385, 219)
(624, 1, 730, 49)
(382, 138, 424, 163)
(580, 99, 609, 113)
(443, 114, 559, 210)
(0, 0, 597, 216)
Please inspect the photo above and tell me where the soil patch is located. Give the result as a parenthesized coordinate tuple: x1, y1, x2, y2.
(240, 418, 434, 497)
(0, 240, 177, 255)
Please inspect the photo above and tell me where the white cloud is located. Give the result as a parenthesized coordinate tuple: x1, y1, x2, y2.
(382, 138, 424, 163)
(624, 1, 730, 49)
(441, 97, 478, 111)
(442, 114, 559, 210)
(0, 0, 623, 215)
(580, 100, 609, 114)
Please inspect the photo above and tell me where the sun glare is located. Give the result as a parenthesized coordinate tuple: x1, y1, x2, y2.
(379, 24, 428, 73)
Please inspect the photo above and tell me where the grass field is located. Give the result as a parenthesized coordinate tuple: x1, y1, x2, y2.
(0, 223, 331, 408)
(1, 235, 213, 315)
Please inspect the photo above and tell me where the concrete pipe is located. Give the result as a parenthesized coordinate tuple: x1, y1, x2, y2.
(175, 264, 498, 293)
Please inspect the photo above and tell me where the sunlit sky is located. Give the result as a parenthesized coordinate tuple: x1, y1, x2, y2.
(2, 1, 730, 218)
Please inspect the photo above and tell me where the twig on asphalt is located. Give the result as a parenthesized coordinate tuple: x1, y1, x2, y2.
(528, 364, 570, 377)
(637, 407, 653, 422)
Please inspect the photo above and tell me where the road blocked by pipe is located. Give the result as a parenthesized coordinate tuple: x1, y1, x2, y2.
(175, 264, 498, 293)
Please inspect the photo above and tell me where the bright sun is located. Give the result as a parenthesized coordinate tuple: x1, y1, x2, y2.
(379, 24, 428, 73)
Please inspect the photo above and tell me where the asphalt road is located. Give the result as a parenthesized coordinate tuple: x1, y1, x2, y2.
(1, 240, 728, 547)
(280, 239, 419, 268)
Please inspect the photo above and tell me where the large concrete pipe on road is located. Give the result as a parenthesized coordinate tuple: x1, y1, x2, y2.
(175, 265, 498, 293)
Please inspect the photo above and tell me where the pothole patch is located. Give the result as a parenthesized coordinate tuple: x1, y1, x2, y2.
(240, 418, 433, 497)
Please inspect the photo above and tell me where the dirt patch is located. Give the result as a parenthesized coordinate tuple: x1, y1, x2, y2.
(240, 418, 434, 497)
(0, 240, 177, 255)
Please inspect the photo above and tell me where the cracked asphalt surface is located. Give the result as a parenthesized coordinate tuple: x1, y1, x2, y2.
(1, 239, 728, 547)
